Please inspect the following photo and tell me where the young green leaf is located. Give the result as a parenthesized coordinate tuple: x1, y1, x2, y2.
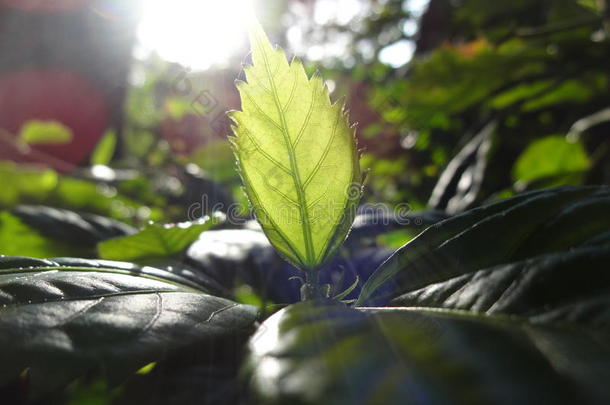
(97, 214, 224, 262)
(0, 211, 85, 258)
(19, 120, 73, 145)
(229, 19, 362, 271)
(90, 129, 117, 166)
(512, 135, 590, 184)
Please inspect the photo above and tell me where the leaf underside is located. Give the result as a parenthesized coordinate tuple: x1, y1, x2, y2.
(229, 21, 362, 270)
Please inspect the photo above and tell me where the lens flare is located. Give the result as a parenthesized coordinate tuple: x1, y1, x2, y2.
(137, 0, 256, 70)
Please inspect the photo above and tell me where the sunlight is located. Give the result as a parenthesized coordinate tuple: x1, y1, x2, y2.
(137, 0, 255, 70)
(314, 0, 365, 25)
(379, 39, 415, 68)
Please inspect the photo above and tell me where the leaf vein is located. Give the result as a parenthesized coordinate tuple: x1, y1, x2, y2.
(242, 128, 292, 175)
(307, 193, 326, 210)
(303, 108, 341, 190)
(243, 91, 283, 131)
(254, 32, 316, 265)
(239, 162, 307, 264)
(250, 163, 299, 208)
(292, 83, 317, 148)
(283, 67, 299, 113)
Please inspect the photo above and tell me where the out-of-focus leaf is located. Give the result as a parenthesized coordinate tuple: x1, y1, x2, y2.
(395, 41, 548, 132)
(18, 120, 72, 145)
(522, 80, 594, 112)
(12, 205, 136, 249)
(578, 0, 603, 13)
(0, 162, 160, 223)
(428, 121, 495, 214)
(90, 130, 117, 166)
(0, 256, 257, 397)
(347, 209, 447, 248)
(98, 214, 224, 262)
(489, 80, 554, 109)
(64, 380, 122, 405)
(54, 177, 162, 222)
(190, 140, 240, 183)
(0, 162, 58, 207)
(165, 97, 194, 120)
(375, 229, 418, 248)
(187, 229, 276, 291)
(123, 128, 156, 159)
(230, 19, 362, 270)
(455, 0, 599, 41)
(0, 212, 83, 258)
(179, 164, 236, 217)
(512, 135, 590, 184)
(358, 186, 608, 305)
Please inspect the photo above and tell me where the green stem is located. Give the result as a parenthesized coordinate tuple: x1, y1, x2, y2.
(300, 268, 321, 301)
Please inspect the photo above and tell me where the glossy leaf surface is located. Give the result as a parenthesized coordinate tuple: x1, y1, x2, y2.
(0, 256, 257, 396)
(358, 186, 610, 305)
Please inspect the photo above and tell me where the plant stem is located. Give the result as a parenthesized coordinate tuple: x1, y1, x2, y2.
(300, 268, 321, 301)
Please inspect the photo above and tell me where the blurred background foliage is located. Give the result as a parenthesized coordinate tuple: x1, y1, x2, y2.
(303, 0, 610, 209)
(0, 0, 608, 227)
(0, 2, 608, 401)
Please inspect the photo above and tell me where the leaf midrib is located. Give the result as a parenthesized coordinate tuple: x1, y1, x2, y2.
(239, 166, 307, 264)
(255, 36, 316, 268)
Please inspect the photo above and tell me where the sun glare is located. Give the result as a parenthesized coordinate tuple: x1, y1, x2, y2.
(137, 0, 255, 70)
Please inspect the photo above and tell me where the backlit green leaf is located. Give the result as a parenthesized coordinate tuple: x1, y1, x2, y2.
(19, 120, 72, 145)
(97, 214, 224, 262)
(513, 135, 590, 184)
(229, 19, 362, 270)
(0, 161, 58, 207)
(90, 130, 117, 166)
(0, 211, 84, 258)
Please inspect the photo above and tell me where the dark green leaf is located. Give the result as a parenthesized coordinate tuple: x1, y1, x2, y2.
(428, 121, 495, 214)
(12, 205, 136, 248)
(0, 162, 58, 207)
(247, 282, 610, 404)
(358, 186, 609, 305)
(393, 246, 610, 316)
(0, 256, 257, 397)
